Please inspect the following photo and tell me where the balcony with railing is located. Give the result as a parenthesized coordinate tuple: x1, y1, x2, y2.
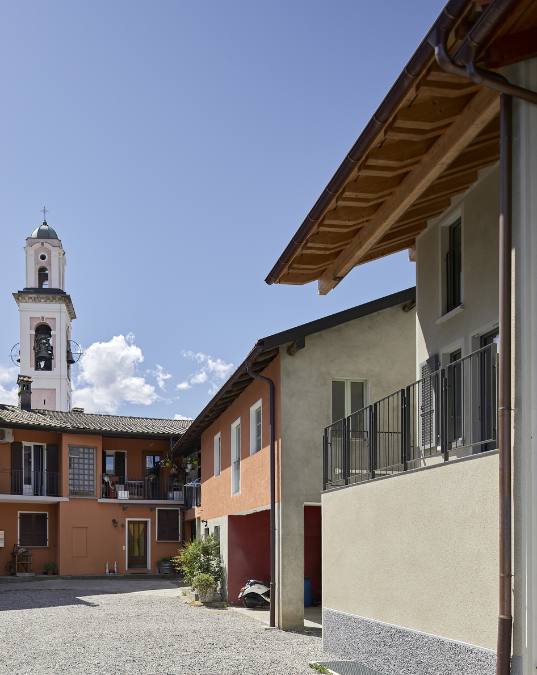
(0, 469, 61, 497)
(323, 343, 497, 490)
(100, 475, 184, 503)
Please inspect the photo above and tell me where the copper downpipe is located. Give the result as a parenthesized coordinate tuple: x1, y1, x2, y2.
(496, 92, 512, 675)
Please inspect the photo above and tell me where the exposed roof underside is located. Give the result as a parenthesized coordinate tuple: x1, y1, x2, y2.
(174, 287, 415, 455)
(265, 0, 537, 293)
(0, 406, 191, 438)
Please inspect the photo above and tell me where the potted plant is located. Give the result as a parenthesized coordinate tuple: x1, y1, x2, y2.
(43, 562, 58, 575)
(191, 572, 218, 603)
(173, 535, 222, 602)
(157, 556, 174, 575)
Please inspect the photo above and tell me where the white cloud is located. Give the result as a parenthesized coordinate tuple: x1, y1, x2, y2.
(73, 335, 157, 414)
(190, 370, 208, 385)
(0, 365, 18, 405)
(151, 364, 172, 391)
(179, 350, 234, 394)
(174, 413, 192, 421)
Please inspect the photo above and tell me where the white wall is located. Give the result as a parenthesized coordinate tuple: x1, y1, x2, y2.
(416, 167, 499, 369)
(322, 452, 499, 650)
(277, 300, 416, 629)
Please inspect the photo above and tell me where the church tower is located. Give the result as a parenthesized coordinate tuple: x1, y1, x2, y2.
(13, 215, 76, 411)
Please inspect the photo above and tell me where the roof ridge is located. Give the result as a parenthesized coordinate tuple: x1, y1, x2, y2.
(34, 408, 191, 423)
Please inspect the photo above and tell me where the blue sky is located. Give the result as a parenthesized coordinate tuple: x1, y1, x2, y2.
(0, 1, 444, 419)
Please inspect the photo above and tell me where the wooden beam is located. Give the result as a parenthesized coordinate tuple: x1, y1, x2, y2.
(318, 88, 499, 294)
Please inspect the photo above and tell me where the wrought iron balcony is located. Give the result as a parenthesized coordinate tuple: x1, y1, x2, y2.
(100, 475, 184, 502)
(323, 343, 497, 490)
(0, 469, 60, 497)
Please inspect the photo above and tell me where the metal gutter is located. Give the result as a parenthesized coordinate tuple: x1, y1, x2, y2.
(264, 0, 470, 285)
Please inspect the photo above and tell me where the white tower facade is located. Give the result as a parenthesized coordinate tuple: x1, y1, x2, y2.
(13, 219, 76, 411)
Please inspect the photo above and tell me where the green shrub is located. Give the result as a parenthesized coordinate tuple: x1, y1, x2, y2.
(43, 562, 57, 573)
(172, 535, 222, 586)
(191, 572, 216, 597)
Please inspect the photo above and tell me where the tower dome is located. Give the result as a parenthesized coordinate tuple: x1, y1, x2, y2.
(30, 220, 59, 240)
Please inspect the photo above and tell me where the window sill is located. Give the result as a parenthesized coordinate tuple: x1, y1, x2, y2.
(436, 304, 464, 325)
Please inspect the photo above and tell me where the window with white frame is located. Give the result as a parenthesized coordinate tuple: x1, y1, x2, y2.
(213, 433, 221, 477)
(249, 400, 262, 454)
(442, 217, 462, 314)
(231, 418, 241, 495)
(18, 512, 48, 547)
(331, 380, 366, 422)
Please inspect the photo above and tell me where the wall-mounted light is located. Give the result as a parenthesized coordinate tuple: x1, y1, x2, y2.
(201, 519, 208, 527)
(111, 518, 118, 528)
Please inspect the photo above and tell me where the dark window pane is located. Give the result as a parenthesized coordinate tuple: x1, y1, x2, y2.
(19, 513, 47, 547)
(350, 381, 365, 413)
(332, 381, 346, 422)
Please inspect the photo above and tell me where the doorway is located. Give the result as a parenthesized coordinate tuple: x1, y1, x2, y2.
(127, 519, 150, 570)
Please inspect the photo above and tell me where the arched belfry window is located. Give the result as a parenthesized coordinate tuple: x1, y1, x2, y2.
(38, 267, 49, 288)
(34, 324, 53, 371)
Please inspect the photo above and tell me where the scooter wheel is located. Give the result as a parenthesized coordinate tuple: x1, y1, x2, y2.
(242, 594, 263, 609)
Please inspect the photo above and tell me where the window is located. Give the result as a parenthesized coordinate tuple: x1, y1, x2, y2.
(249, 400, 262, 454)
(38, 266, 49, 288)
(231, 418, 241, 495)
(156, 508, 180, 542)
(19, 512, 48, 547)
(69, 446, 96, 497)
(145, 454, 161, 474)
(445, 219, 462, 312)
(103, 450, 126, 483)
(34, 324, 53, 371)
(331, 380, 366, 422)
(213, 433, 221, 476)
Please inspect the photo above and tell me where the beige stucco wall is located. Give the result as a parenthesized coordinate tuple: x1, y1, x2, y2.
(322, 451, 498, 650)
(277, 300, 416, 629)
(416, 167, 499, 369)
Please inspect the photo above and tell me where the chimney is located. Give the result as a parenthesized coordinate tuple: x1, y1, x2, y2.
(17, 375, 32, 412)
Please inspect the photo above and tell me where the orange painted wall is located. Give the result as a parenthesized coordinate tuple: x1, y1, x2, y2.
(0, 502, 59, 574)
(196, 356, 281, 521)
(57, 500, 180, 575)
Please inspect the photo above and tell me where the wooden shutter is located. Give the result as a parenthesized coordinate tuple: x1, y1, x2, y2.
(157, 509, 179, 541)
(420, 355, 439, 448)
(11, 442, 22, 495)
(19, 513, 48, 547)
(46, 444, 59, 496)
(115, 452, 126, 484)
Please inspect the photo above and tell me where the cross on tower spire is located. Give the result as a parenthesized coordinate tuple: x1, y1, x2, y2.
(41, 205, 48, 223)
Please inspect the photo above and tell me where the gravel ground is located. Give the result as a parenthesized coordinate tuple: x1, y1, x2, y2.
(0, 578, 325, 675)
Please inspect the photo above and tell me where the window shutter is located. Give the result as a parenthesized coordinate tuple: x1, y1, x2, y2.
(46, 444, 59, 496)
(420, 355, 439, 448)
(19, 513, 48, 547)
(115, 452, 126, 484)
(157, 509, 180, 541)
(11, 442, 22, 495)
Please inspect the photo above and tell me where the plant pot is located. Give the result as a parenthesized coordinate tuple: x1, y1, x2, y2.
(158, 561, 174, 575)
(197, 588, 220, 604)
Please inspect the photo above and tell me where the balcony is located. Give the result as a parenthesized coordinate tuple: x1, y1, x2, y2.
(323, 343, 497, 490)
(100, 475, 184, 503)
(0, 469, 60, 497)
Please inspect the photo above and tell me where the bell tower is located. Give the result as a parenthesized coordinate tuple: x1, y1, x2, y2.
(13, 214, 76, 411)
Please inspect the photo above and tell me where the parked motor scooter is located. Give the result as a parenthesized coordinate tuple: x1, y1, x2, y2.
(238, 579, 270, 608)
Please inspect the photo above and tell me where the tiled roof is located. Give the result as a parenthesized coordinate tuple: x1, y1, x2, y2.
(0, 405, 191, 437)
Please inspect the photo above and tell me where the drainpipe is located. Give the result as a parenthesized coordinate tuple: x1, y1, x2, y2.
(247, 366, 276, 629)
(497, 92, 512, 675)
(430, 26, 537, 675)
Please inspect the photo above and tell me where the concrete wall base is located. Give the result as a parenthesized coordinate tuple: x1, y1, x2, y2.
(322, 608, 496, 675)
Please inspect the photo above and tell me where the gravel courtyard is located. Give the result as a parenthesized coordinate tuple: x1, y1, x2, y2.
(0, 578, 325, 675)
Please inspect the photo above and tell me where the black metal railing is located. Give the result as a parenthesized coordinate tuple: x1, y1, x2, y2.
(0, 470, 60, 497)
(323, 343, 497, 490)
(100, 475, 184, 502)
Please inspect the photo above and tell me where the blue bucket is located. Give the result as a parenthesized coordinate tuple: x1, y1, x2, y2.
(304, 577, 313, 607)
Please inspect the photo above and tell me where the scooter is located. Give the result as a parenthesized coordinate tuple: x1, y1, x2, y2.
(238, 579, 270, 608)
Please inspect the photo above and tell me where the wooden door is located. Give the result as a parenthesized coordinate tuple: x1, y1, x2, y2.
(128, 521, 148, 569)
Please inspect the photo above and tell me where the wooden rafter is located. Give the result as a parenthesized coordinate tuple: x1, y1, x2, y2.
(317, 87, 500, 294)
